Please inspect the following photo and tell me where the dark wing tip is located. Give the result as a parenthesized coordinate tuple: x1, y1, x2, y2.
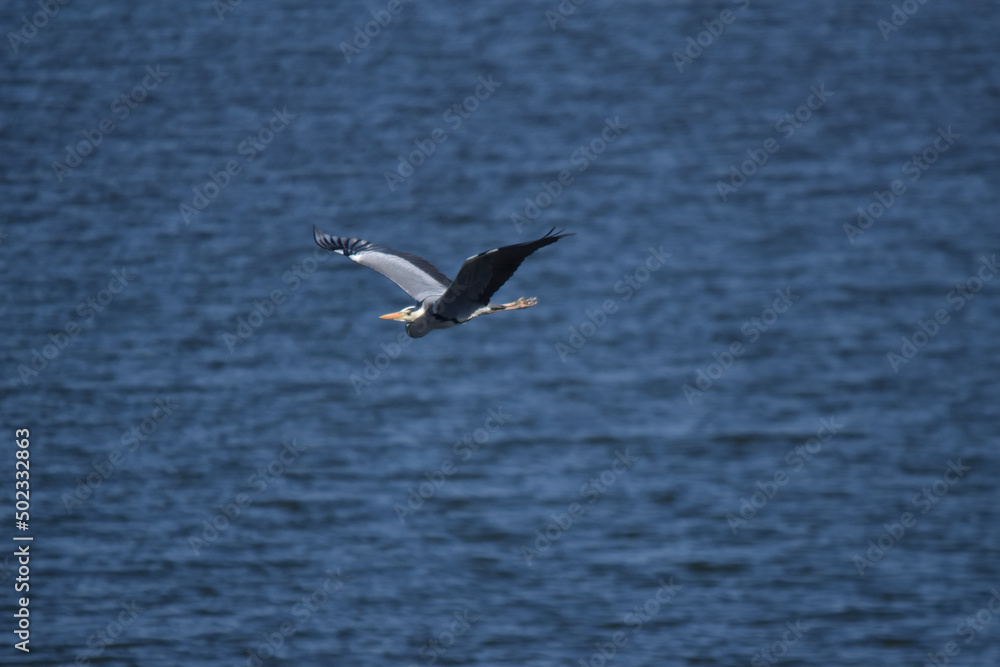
(541, 226, 575, 241)
(313, 226, 332, 250)
(313, 229, 375, 256)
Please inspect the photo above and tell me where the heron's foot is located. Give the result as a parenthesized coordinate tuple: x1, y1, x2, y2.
(497, 297, 538, 311)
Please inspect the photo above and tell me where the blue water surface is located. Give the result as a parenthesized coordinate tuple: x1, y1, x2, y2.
(1, 1, 999, 665)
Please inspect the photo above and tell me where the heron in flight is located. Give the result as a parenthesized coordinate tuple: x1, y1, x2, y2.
(313, 226, 573, 338)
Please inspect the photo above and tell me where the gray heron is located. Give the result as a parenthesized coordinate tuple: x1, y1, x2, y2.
(313, 226, 573, 338)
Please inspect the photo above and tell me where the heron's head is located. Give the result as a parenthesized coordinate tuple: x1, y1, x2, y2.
(379, 306, 419, 322)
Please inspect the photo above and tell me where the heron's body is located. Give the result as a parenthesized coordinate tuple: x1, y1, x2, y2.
(313, 227, 572, 338)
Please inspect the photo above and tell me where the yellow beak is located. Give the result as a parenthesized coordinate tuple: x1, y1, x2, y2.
(379, 311, 406, 320)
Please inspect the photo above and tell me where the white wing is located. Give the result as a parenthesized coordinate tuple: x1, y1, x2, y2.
(313, 227, 451, 303)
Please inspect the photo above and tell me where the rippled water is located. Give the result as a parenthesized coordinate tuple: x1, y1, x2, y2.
(2, 1, 999, 665)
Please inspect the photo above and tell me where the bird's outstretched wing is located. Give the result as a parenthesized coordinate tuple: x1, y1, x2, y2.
(313, 227, 451, 303)
(435, 227, 574, 320)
